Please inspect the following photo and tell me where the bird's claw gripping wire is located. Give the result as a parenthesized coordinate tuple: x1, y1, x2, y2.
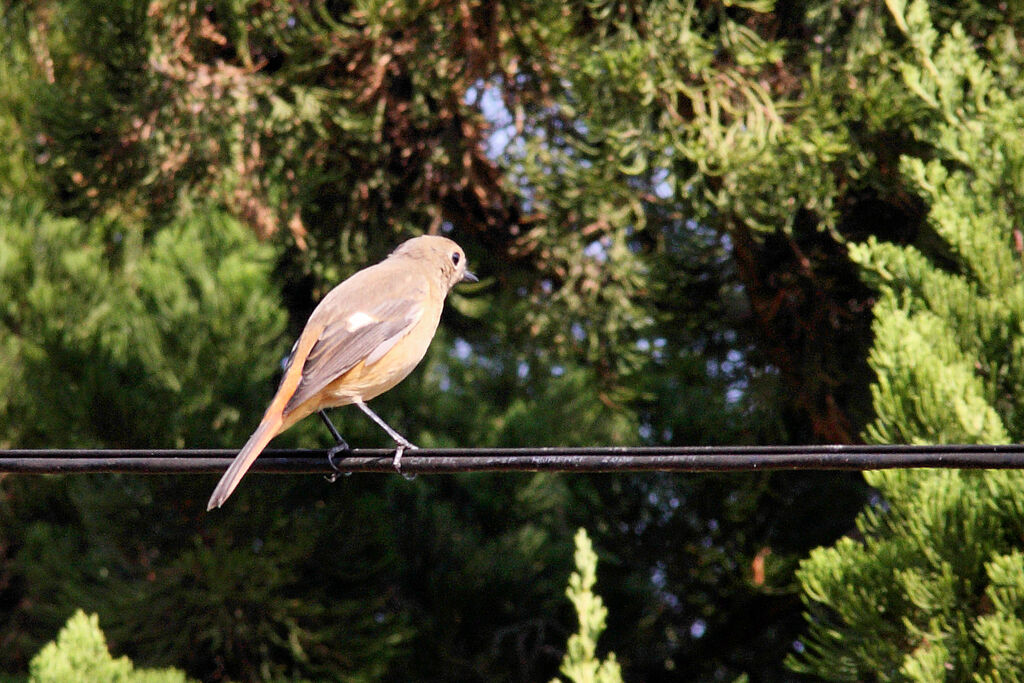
(319, 410, 351, 482)
(325, 441, 353, 482)
(392, 440, 418, 472)
(351, 400, 419, 474)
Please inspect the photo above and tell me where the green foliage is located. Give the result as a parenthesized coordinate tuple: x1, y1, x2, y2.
(18, 0, 527, 276)
(850, 0, 1024, 447)
(0, 7, 40, 199)
(551, 529, 622, 683)
(792, 1, 1024, 678)
(504, 0, 797, 389)
(0, 197, 287, 448)
(28, 610, 190, 683)
(793, 470, 1024, 678)
(2, 0, 981, 680)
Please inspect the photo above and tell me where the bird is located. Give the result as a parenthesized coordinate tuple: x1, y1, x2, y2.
(206, 235, 477, 510)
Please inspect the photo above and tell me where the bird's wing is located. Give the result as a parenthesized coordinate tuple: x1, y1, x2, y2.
(284, 295, 424, 413)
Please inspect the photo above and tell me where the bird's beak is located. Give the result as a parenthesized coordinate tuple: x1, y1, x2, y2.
(461, 270, 479, 284)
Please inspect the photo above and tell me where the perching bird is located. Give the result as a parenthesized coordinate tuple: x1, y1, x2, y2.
(207, 235, 477, 510)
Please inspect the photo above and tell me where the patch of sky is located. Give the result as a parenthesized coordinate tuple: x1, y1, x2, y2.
(517, 361, 530, 379)
(689, 619, 706, 639)
(465, 78, 515, 159)
(451, 337, 473, 360)
(583, 238, 609, 263)
(651, 166, 674, 199)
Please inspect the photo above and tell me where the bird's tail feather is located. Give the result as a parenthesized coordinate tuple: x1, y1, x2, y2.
(207, 413, 283, 510)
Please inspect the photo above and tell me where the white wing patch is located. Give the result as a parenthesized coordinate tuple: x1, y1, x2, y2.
(345, 311, 378, 331)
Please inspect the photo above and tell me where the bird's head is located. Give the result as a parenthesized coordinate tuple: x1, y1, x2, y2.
(391, 235, 478, 292)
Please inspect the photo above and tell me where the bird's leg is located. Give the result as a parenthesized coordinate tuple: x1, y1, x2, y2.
(353, 400, 417, 472)
(319, 410, 351, 482)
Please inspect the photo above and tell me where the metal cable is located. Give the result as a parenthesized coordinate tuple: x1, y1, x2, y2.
(1, 444, 1022, 474)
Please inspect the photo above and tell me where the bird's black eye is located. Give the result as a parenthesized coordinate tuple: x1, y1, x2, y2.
(451, 251, 461, 266)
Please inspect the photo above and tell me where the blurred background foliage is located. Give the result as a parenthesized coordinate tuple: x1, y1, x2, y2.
(0, 0, 1021, 680)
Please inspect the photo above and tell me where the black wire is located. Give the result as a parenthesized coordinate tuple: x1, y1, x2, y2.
(0, 445, 1023, 474)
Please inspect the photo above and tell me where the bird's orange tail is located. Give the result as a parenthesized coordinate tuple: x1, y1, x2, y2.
(207, 412, 283, 510)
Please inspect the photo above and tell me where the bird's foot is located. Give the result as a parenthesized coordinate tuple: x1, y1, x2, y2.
(325, 441, 353, 483)
(393, 439, 419, 475)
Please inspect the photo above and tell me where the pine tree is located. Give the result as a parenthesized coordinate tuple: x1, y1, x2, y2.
(28, 611, 190, 683)
(791, 1, 1024, 678)
(551, 529, 622, 683)
(0, 198, 287, 449)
